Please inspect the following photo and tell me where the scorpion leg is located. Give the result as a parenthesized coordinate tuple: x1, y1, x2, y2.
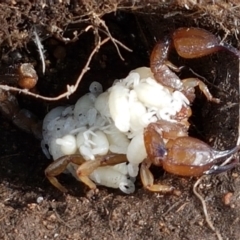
(45, 153, 127, 192)
(182, 78, 220, 103)
(45, 154, 86, 192)
(140, 158, 173, 192)
(76, 154, 127, 191)
(164, 60, 184, 72)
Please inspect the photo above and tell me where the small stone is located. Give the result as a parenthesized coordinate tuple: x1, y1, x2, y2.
(28, 203, 37, 210)
(37, 196, 44, 204)
(173, 189, 181, 197)
(232, 172, 238, 178)
(223, 192, 233, 205)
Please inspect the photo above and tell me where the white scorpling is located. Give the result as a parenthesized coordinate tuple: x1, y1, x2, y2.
(42, 67, 190, 193)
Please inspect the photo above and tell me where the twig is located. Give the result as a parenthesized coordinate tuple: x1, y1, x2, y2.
(49, 202, 72, 230)
(162, 199, 183, 216)
(176, 202, 189, 213)
(193, 176, 223, 240)
(0, 37, 110, 101)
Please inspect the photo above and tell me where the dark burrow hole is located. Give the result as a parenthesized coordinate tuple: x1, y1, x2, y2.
(0, 11, 239, 193)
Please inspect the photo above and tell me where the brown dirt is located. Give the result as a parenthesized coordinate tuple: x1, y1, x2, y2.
(1, 122, 240, 240)
(1, 6, 240, 240)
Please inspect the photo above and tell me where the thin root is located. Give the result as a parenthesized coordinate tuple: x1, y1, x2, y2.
(92, 13, 132, 60)
(0, 16, 132, 102)
(193, 176, 223, 240)
(0, 36, 110, 101)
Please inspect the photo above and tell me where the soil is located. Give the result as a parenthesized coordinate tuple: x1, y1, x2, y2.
(1, 11, 240, 240)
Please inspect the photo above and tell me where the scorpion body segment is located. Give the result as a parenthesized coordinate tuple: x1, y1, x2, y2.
(144, 121, 239, 179)
(172, 27, 221, 59)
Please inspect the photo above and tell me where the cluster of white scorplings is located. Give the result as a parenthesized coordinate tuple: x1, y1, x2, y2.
(42, 67, 189, 193)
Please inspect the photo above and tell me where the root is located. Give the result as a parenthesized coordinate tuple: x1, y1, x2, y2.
(92, 13, 132, 60)
(0, 15, 132, 102)
(193, 176, 223, 240)
(0, 36, 110, 101)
